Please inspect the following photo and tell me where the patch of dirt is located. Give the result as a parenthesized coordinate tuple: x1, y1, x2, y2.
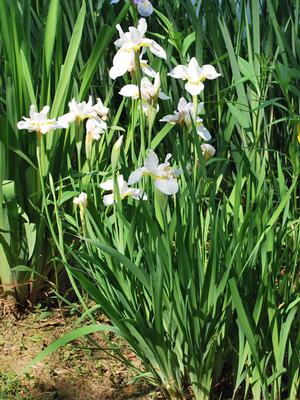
(0, 304, 159, 400)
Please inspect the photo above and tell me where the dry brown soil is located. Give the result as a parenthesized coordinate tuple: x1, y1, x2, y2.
(0, 300, 159, 400)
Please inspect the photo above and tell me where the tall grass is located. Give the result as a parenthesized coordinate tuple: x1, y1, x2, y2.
(0, 0, 128, 303)
(1, 0, 299, 398)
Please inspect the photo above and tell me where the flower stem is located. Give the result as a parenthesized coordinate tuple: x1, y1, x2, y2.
(75, 121, 83, 171)
(193, 95, 198, 121)
(133, 52, 146, 159)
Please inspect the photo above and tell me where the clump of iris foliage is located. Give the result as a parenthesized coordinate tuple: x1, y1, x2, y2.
(0, 0, 299, 399)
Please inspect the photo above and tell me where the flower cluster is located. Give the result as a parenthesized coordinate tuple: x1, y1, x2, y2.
(160, 97, 211, 140)
(59, 96, 109, 142)
(119, 73, 169, 116)
(109, 18, 219, 154)
(17, 17, 220, 208)
(17, 97, 109, 159)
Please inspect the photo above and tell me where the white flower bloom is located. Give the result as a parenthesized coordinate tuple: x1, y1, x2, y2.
(58, 96, 109, 125)
(201, 143, 216, 160)
(119, 73, 168, 115)
(58, 97, 95, 125)
(93, 98, 109, 121)
(119, 84, 140, 99)
(168, 57, 221, 95)
(141, 73, 169, 101)
(109, 50, 157, 79)
(128, 150, 181, 195)
(17, 105, 67, 134)
(140, 58, 157, 78)
(160, 97, 211, 140)
(109, 18, 166, 80)
(100, 175, 146, 206)
(86, 118, 107, 141)
(73, 192, 88, 207)
(196, 124, 211, 141)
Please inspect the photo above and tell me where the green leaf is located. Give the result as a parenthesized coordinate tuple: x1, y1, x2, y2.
(24, 324, 119, 372)
(51, 1, 86, 117)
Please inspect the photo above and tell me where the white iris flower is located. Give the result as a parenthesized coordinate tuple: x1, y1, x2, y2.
(160, 97, 211, 141)
(109, 18, 166, 80)
(86, 118, 107, 141)
(110, 51, 157, 80)
(119, 73, 168, 116)
(58, 96, 109, 125)
(17, 105, 67, 135)
(168, 57, 221, 95)
(128, 150, 181, 195)
(100, 175, 147, 206)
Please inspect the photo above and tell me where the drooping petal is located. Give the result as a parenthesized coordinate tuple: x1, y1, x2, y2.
(196, 125, 211, 141)
(58, 112, 76, 126)
(168, 65, 189, 79)
(56, 118, 70, 129)
(201, 64, 221, 80)
(158, 91, 169, 100)
(119, 84, 139, 99)
(155, 177, 179, 195)
(143, 39, 166, 59)
(128, 168, 144, 185)
(185, 81, 204, 95)
(159, 114, 179, 123)
(141, 61, 157, 78)
(109, 49, 134, 79)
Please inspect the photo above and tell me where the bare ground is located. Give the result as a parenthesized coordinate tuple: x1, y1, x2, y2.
(0, 299, 159, 400)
